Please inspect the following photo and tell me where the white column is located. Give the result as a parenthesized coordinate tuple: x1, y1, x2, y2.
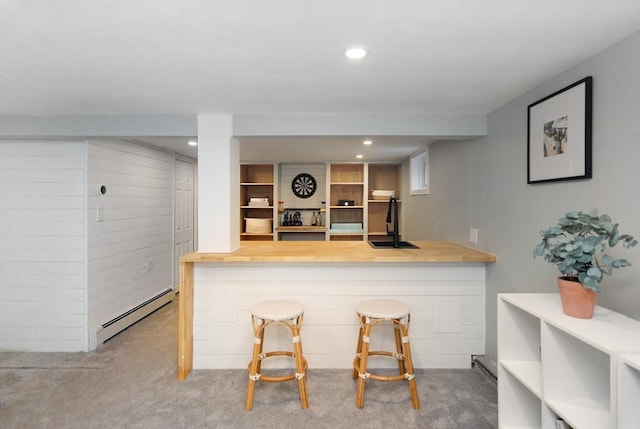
(196, 114, 240, 252)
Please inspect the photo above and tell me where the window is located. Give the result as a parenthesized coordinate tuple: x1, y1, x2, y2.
(410, 149, 429, 195)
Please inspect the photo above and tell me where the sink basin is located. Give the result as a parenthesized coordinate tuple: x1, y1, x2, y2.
(368, 241, 420, 249)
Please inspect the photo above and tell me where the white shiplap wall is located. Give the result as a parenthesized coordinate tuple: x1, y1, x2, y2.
(87, 140, 174, 330)
(193, 262, 486, 369)
(278, 163, 326, 226)
(0, 141, 88, 351)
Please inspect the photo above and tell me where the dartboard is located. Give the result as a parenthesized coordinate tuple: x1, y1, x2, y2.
(291, 173, 317, 198)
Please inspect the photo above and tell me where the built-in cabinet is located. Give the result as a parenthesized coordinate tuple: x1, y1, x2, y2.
(240, 164, 276, 241)
(240, 162, 403, 242)
(497, 293, 640, 429)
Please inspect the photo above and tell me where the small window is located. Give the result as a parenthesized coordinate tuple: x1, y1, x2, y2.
(410, 149, 429, 195)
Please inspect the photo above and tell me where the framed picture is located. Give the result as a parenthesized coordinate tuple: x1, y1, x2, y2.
(527, 76, 592, 184)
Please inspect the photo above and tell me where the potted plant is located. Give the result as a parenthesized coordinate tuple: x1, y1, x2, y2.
(534, 210, 637, 318)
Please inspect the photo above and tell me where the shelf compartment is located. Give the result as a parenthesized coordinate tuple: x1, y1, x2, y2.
(618, 353, 640, 428)
(498, 368, 542, 428)
(240, 184, 273, 206)
(368, 164, 401, 199)
(329, 184, 364, 206)
(330, 163, 364, 183)
(328, 207, 363, 226)
(542, 322, 611, 429)
(498, 298, 541, 363)
(500, 360, 542, 398)
(367, 200, 400, 234)
(241, 164, 274, 183)
(545, 398, 609, 429)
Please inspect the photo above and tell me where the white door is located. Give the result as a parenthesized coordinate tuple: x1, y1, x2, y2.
(174, 159, 195, 287)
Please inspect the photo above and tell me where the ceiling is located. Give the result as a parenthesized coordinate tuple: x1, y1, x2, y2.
(2, 1, 640, 160)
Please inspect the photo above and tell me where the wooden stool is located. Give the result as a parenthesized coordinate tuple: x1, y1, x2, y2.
(245, 300, 308, 410)
(353, 299, 419, 409)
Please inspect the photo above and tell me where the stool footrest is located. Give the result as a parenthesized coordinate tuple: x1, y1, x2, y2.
(359, 350, 405, 360)
(260, 350, 295, 360)
(364, 372, 411, 382)
(353, 358, 413, 382)
(257, 373, 298, 383)
(248, 353, 308, 383)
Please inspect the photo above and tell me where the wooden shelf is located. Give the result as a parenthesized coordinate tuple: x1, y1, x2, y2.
(275, 226, 327, 232)
(281, 207, 323, 211)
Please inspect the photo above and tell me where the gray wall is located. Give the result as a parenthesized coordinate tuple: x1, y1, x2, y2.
(405, 32, 640, 372)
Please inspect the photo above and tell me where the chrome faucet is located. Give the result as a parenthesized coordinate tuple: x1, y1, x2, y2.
(385, 196, 400, 248)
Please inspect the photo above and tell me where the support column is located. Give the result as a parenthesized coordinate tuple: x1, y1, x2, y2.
(196, 114, 239, 252)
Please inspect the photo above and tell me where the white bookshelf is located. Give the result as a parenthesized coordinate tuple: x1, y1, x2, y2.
(498, 293, 640, 429)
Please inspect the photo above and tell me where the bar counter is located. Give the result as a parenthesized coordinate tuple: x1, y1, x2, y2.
(178, 241, 496, 380)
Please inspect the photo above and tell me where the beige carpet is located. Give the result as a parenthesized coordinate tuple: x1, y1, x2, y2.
(0, 298, 497, 429)
(0, 351, 115, 369)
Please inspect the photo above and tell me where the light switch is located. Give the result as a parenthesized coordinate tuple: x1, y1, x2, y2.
(96, 207, 104, 222)
(469, 228, 478, 243)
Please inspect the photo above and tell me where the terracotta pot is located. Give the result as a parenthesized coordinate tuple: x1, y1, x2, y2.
(557, 276, 597, 319)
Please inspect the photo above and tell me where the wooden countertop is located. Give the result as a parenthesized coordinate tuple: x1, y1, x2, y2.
(180, 240, 496, 263)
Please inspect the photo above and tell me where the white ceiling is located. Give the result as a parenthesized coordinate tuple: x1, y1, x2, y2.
(2, 1, 639, 160)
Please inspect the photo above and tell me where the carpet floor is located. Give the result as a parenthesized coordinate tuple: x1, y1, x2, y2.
(0, 298, 497, 429)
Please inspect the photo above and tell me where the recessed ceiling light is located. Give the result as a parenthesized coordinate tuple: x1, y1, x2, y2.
(345, 47, 367, 59)
(363, 140, 372, 145)
(188, 141, 198, 146)
(356, 154, 364, 159)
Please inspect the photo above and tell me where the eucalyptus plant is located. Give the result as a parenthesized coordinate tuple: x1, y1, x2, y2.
(534, 211, 637, 292)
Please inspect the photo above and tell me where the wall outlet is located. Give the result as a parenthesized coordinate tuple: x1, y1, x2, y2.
(146, 259, 153, 272)
(469, 228, 478, 244)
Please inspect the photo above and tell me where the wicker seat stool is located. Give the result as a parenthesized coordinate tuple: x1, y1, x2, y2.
(245, 299, 308, 410)
(352, 299, 419, 409)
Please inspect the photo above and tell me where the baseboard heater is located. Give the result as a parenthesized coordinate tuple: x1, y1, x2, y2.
(90, 287, 174, 349)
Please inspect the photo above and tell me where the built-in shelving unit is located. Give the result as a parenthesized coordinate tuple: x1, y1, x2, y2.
(257, 162, 404, 242)
(327, 163, 365, 241)
(498, 293, 640, 429)
(240, 164, 276, 241)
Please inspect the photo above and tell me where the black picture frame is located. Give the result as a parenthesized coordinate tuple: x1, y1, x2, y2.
(527, 76, 592, 184)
